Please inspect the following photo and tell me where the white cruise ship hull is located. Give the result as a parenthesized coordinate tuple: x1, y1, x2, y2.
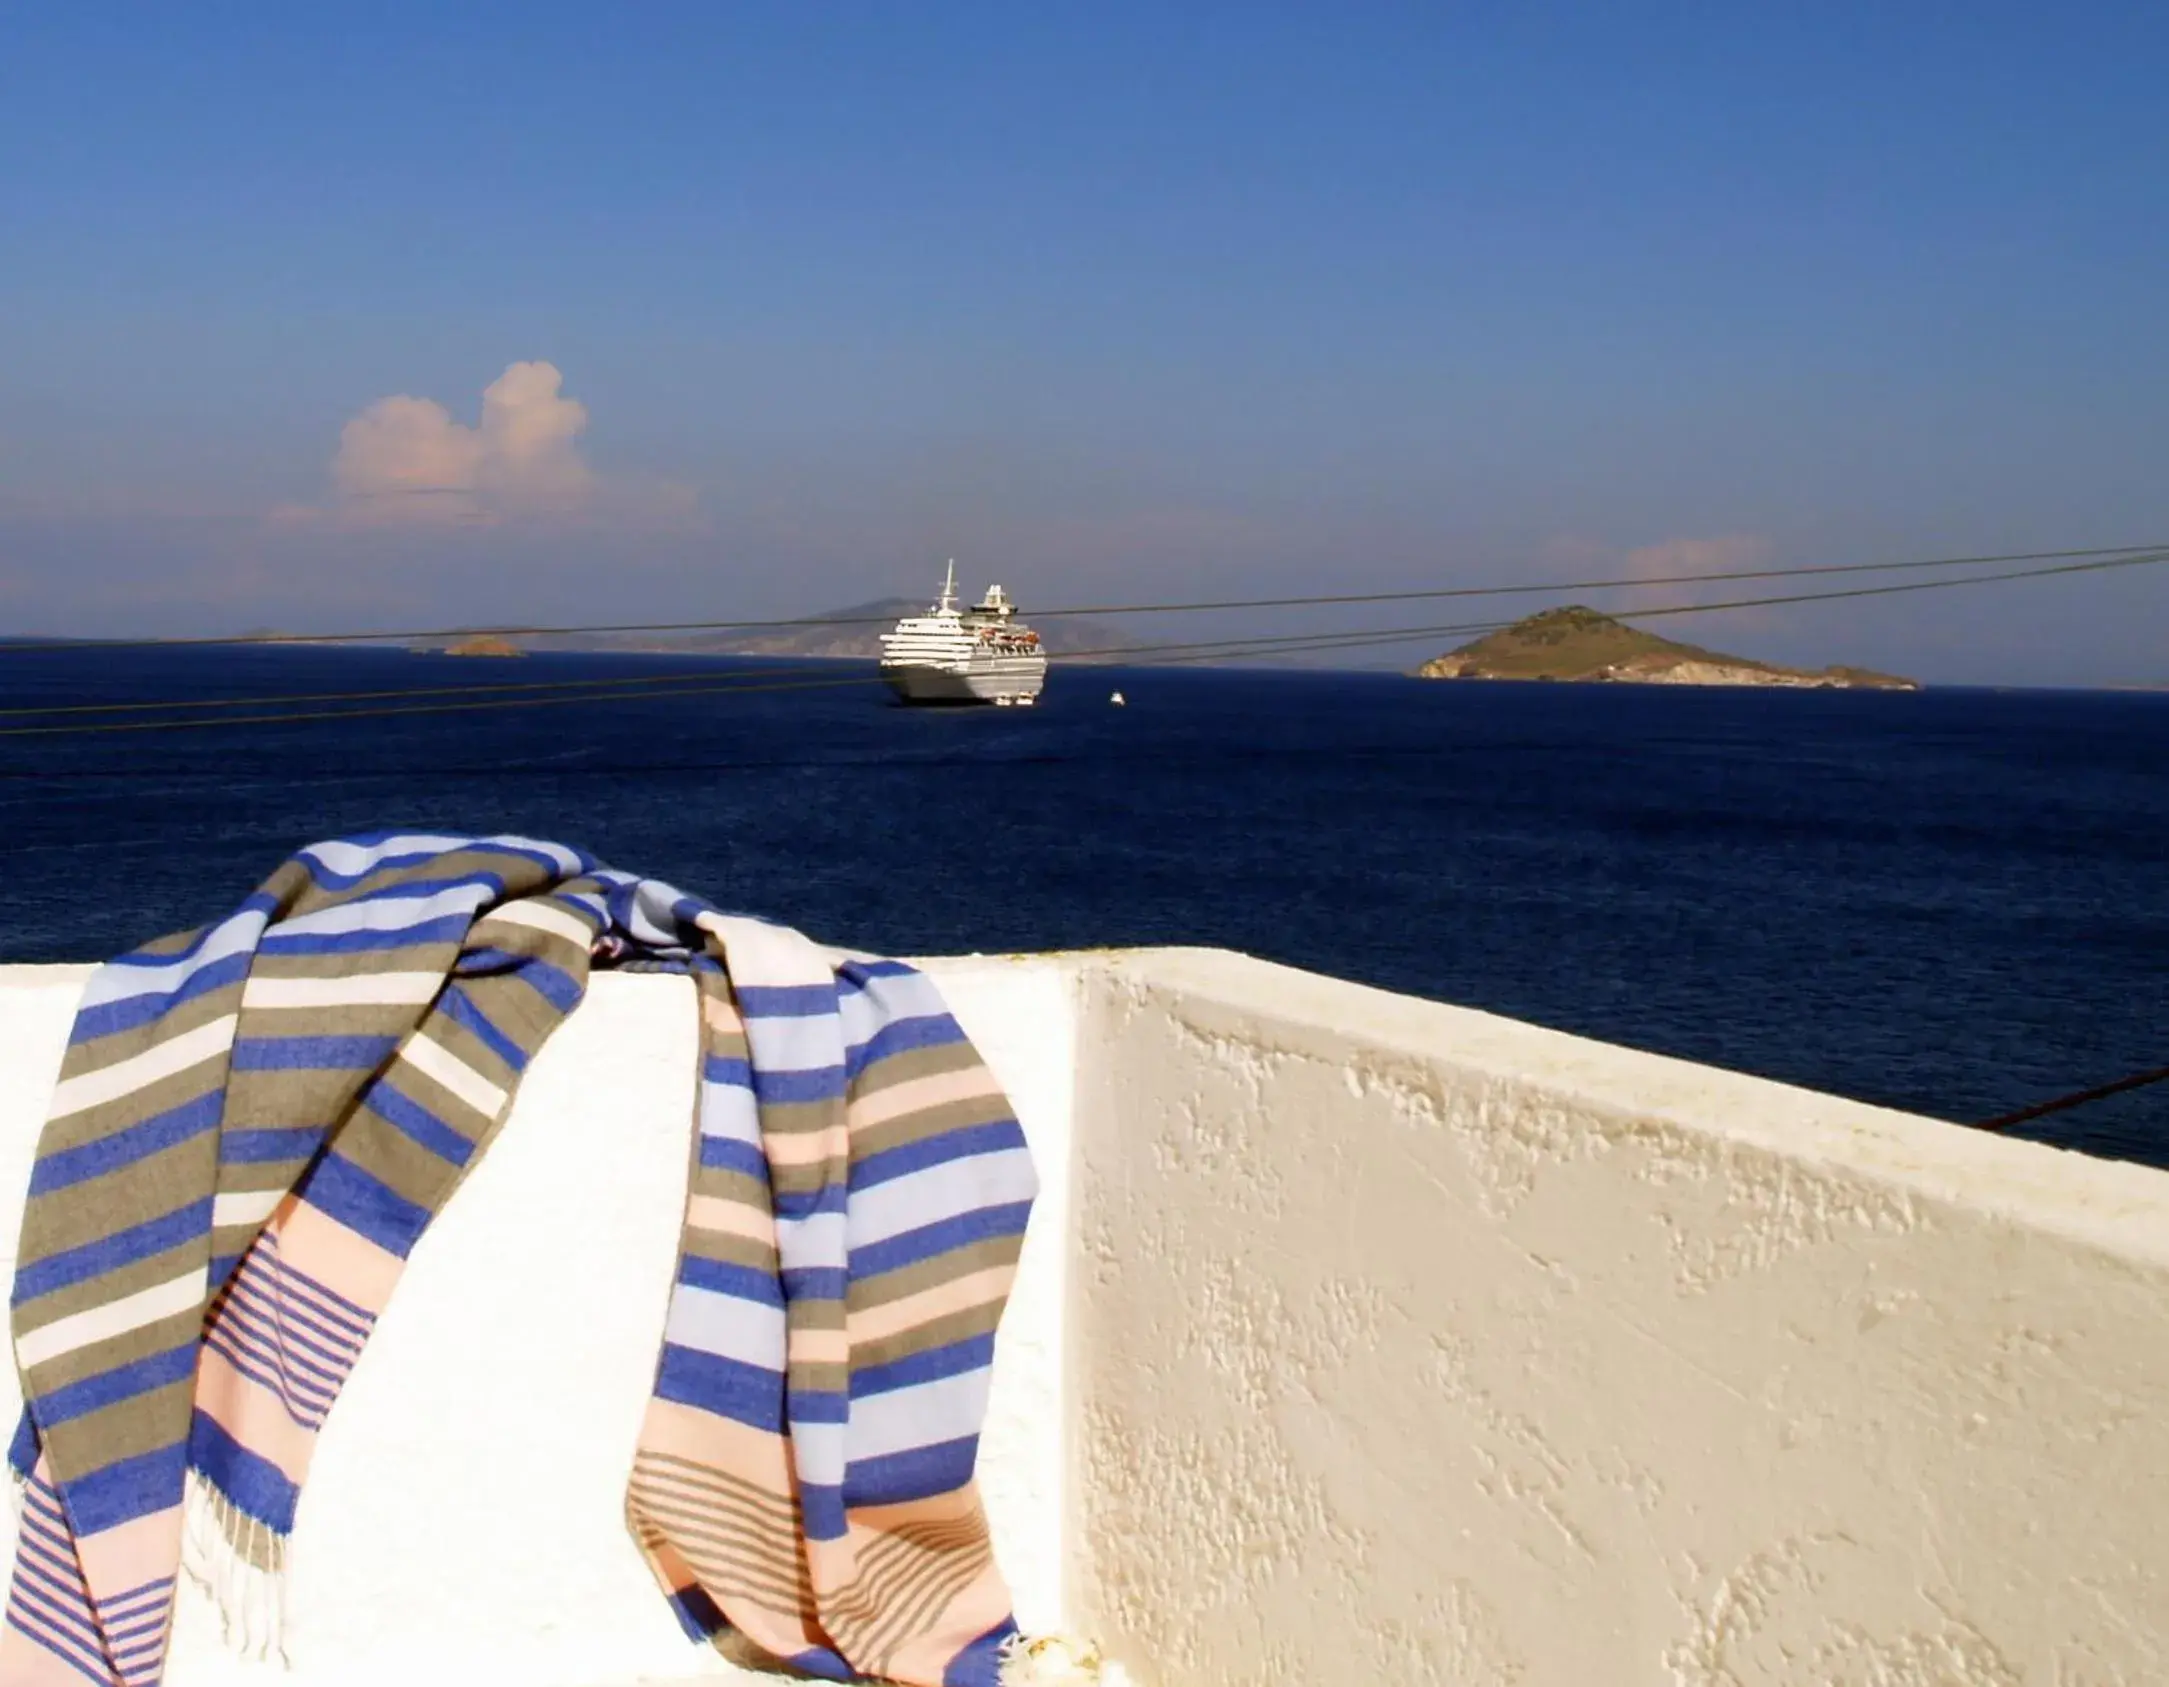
(881, 654, 1047, 705)
(879, 566, 1048, 705)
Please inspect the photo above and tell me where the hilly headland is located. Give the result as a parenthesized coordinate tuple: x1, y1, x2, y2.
(1417, 606, 1919, 689)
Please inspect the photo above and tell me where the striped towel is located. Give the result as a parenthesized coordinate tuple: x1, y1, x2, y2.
(2, 833, 1036, 1687)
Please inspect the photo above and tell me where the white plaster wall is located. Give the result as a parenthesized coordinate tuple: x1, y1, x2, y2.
(1065, 949, 2169, 1687)
(0, 960, 1074, 1687)
(13, 944, 2169, 1687)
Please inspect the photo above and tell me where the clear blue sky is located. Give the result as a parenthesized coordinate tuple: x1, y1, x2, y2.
(1, 3, 2163, 682)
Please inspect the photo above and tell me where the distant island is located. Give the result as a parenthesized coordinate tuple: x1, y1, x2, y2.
(438, 634, 527, 658)
(519, 597, 1134, 660)
(1416, 606, 1920, 690)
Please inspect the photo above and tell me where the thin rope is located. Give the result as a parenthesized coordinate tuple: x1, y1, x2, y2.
(0, 550, 2162, 741)
(1971, 1063, 2169, 1132)
(0, 663, 784, 718)
(0, 541, 2159, 655)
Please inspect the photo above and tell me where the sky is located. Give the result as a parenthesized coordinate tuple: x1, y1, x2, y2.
(1, 3, 2164, 683)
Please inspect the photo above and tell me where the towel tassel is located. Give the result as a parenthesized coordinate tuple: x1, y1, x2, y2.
(998, 1631, 1136, 1687)
(181, 1473, 291, 1667)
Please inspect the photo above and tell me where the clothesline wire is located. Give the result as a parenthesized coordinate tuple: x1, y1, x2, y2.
(0, 547, 2162, 739)
(1971, 1064, 2169, 1132)
(0, 663, 849, 718)
(0, 546, 2159, 1138)
(1085, 548, 2169, 660)
(0, 670, 883, 738)
(1, 615, 1543, 721)
(0, 540, 2160, 656)
(0, 552, 2160, 737)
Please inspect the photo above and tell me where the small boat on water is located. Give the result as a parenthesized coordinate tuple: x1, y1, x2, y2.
(1110, 691, 1126, 707)
(878, 562, 1049, 707)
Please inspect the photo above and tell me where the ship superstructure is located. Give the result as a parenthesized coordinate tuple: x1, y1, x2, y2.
(879, 562, 1049, 706)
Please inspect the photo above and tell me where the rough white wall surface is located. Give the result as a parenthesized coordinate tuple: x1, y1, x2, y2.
(12, 944, 2169, 1687)
(1066, 949, 2169, 1687)
(0, 960, 1073, 1687)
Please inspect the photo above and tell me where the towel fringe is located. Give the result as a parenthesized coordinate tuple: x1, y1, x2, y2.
(181, 1474, 291, 1668)
(997, 1632, 1135, 1687)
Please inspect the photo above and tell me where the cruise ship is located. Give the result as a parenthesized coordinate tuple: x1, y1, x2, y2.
(879, 562, 1049, 706)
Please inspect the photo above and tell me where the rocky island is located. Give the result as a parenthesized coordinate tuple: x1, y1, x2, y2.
(1416, 606, 1919, 689)
(438, 634, 527, 658)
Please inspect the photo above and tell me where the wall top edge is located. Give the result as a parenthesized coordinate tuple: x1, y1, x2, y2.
(1071, 946, 2169, 1266)
(12, 948, 2165, 1265)
(0, 951, 1130, 991)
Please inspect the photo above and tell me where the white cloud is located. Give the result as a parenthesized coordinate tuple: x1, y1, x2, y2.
(1612, 533, 1779, 635)
(1619, 533, 1774, 586)
(276, 361, 688, 530)
(1534, 531, 1781, 633)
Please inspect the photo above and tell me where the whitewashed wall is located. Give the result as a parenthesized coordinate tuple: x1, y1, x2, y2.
(5, 950, 2169, 1687)
(1066, 949, 2169, 1687)
(0, 960, 1074, 1687)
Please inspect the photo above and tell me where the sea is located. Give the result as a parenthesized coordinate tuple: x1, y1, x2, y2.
(1, 643, 2163, 1169)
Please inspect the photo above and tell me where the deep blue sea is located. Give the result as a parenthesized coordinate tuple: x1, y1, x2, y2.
(1, 645, 2163, 1168)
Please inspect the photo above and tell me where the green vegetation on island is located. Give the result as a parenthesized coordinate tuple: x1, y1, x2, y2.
(438, 634, 528, 658)
(1415, 606, 1919, 689)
